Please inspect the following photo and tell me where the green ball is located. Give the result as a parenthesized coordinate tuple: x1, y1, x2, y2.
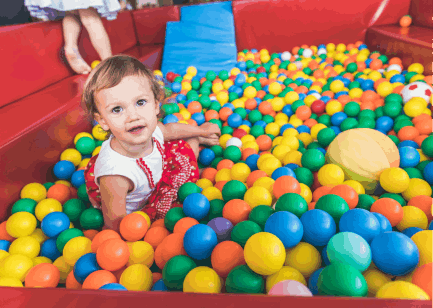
(388, 135, 400, 146)
(385, 93, 403, 105)
(248, 206, 274, 230)
(229, 92, 239, 102)
(77, 184, 90, 204)
(211, 157, 223, 169)
(317, 128, 336, 147)
(383, 102, 402, 118)
(191, 80, 200, 91)
(315, 194, 349, 224)
(223, 146, 242, 163)
(162, 255, 197, 290)
(248, 110, 263, 124)
(307, 142, 321, 150)
(405, 72, 417, 83)
(198, 95, 211, 109)
(219, 70, 229, 81)
(56, 228, 84, 253)
(209, 101, 221, 112)
(207, 199, 225, 220)
(403, 167, 423, 179)
(421, 136, 433, 157)
(291, 100, 305, 113)
(417, 160, 430, 173)
(318, 263, 368, 297)
(199, 88, 211, 96)
(340, 118, 358, 131)
(164, 207, 186, 232)
(206, 71, 217, 82)
(178, 182, 202, 203)
(346, 62, 358, 73)
(76, 137, 96, 155)
(222, 180, 247, 202)
(394, 119, 413, 133)
(344, 102, 361, 117)
(380, 193, 406, 207)
(221, 126, 234, 135)
(262, 115, 274, 124)
(359, 109, 376, 119)
(210, 145, 223, 157)
(79, 208, 104, 230)
(225, 265, 265, 294)
(11, 199, 37, 215)
(234, 108, 247, 120)
(358, 118, 375, 129)
(356, 194, 375, 211)
(230, 221, 262, 247)
(43, 182, 55, 191)
(318, 114, 332, 127)
(348, 81, 361, 90)
(275, 193, 308, 218)
(293, 167, 314, 187)
(301, 149, 326, 172)
(63, 199, 86, 222)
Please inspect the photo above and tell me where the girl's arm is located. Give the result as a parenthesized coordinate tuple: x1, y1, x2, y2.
(98, 175, 132, 232)
(158, 122, 221, 142)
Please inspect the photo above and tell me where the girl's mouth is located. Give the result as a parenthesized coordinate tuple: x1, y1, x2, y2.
(128, 126, 145, 134)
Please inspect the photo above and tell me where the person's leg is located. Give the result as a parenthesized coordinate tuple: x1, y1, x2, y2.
(185, 137, 200, 159)
(63, 10, 92, 74)
(78, 8, 112, 60)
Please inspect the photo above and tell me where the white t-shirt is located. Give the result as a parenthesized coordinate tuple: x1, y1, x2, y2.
(93, 126, 165, 214)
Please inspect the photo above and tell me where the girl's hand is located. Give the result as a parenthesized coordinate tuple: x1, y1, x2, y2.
(201, 123, 221, 137)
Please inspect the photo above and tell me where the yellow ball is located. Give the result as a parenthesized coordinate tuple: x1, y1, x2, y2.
(0, 254, 33, 282)
(317, 164, 345, 186)
(259, 157, 282, 177)
(330, 80, 345, 93)
(325, 100, 343, 115)
(284, 92, 299, 105)
(408, 63, 424, 75)
(186, 66, 197, 76)
(241, 134, 255, 144)
(377, 82, 393, 97)
(363, 268, 392, 296)
(183, 266, 222, 293)
(257, 153, 275, 169)
(9, 236, 40, 259)
(78, 158, 91, 169)
(285, 242, 321, 278)
(33, 256, 52, 266)
(269, 82, 282, 95)
(0, 277, 23, 287)
(282, 128, 299, 138)
(35, 198, 62, 221)
(216, 91, 229, 105)
(288, 118, 303, 128)
(56, 180, 71, 187)
(215, 169, 231, 183)
(299, 183, 312, 204)
(196, 178, 213, 191)
(265, 123, 280, 137)
(6, 212, 37, 238)
(74, 132, 93, 145)
(271, 97, 285, 112)
(202, 187, 223, 201)
(243, 141, 259, 152)
(253, 177, 275, 196)
(376, 281, 430, 300)
(178, 108, 191, 121)
(244, 186, 272, 208)
(230, 67, 241, 76)
(402, 178, 432, 201)
(379, 168, 410, 193)
(343, 180, 366, 195)
(326, 43, 336, 52)
(20, 183, 47, 203)
(281, 136, 299, 151)
(181, 82, 192, 92)
(128, 241, 154, 267)
(244, 232, 286, 276)
(310, 123, 327, 140)
(298, 133, 313, 147)
(92, 124, 108, 141)
(53, 256, 72, 283)
(230, 163, 251, 183)
(266, 266, 307, 293)
(223, 79, 234, 90)
(404, 98, 427, 118)
(0, 251, 9, 263)
(396, 206, 428, 231)
(60, 149, 82, 167)
(368, 71, 382, 82)
(62, 236, 92, 266)
(120, 264, 153, 291)
(411, 230, 432, 267)
(272, 145, 291, 163)
(219, 134, 232, 148)
(283, 151, 303, 166)
(91, 60, 100, 69)
(244, 86, 257, 99)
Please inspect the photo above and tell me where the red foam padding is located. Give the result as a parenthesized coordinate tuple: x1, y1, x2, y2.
(132, 6, 180, 46)
(409, 0, 433, 29)
(232, 0, 411, 53)
(138, 45, 164, 70)
(365, 25, 433, 74)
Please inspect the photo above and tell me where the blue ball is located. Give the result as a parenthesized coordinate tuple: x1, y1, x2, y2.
(198, 148, 215, 167)
(0, 240, 11, 252)
(330, 126, 341, 135)
(40, 238, 61, 261)
(429, 221, 433, 230)
(376, 116, 394, 132)
(183, 193, 210, 221)
(296, 125, 310, 134)
(280, 123, 294, 134)
(286, 163, 300, 170)
(399, 146, 420, 168)
(99, 283, 128, 291)
(71, 170, 85, 188)
(300, 209, 336, 247)
(171, 82, 182, 93)
(245, 154, 259, 171)
(321, 245, 330, 265)
(271, 167, 296, 181)
(390, 74, 405, 84)
(151, 279, 169, 291)
(372, 212, 392, 234)
(321, 96, 331, 103)
(398, 140, 419, 149)
(282, 105, 293, 117)
(163, 114, 179, 125)
(264, 211, 303, 248)
(191, 112, 205, 126)
(41, 212, 70, 238)
(338, 209, 381, 244)
(227, 113, 243, 128)
(331, 112, 347, 126)
(371, 232, 419, 276)
(53, 160, 75, 180)
(423, 162, 433, 185)
(74, 253, 101, 284)
(361, 78, 374, 91)
(223, 103, 235, 110)
(176, 94, 186, 102)
(183, 224, 218, 260)
(402, 227, 423, 238)
(254, 121, 267, 129)
(308, 267, 324, 295)
(241, 120, 251, 127)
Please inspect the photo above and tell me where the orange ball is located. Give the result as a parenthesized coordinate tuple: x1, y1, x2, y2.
(119, 213, 149, 242)
(304, 119, 318, 128)
(415, 120, 432, 136)
(47, 184, 71, 204)
(308, 202, 316, 210)
(360, 101, 375, 111)
(222, 199, 251, 225)
(370, 198, 404, 227)
(242, 148, 258, 161)
(214, 181, 227, 192)
(256, 135, 272, 151)
(273, 176, 301, 199)
(369, 59, 383, 70)
(66, 270, 82, 289)
(258, 101, 273, 115)
(211, 241, 246, 278)
(96, 238, 130, 271)
(414, 135, 429, 147)
(154, 233, 187, 269)
(187, 101, 202, 114)
(397, 126, 419, 141)
(143, 226, 170, 249)
(411, 262, 432, 299)
(25, 263, 60, 288)
(399, 15, 412, 27)
(219, 107, 233, 122)
(201, 168, 218, 183)
(112, 265, 126, 282)
(205, 110, 219, 122)
(150, 219, 165, 229)
(330, 185, 359, 209)
(173, 217, 199, 235)
(83, 229, 99, 241)
(246, 170, 268, 188)
(0, 221, 15, 241)
(407, 195, 433, 221)
(296, 106, 312, 121)
(91, 230, 121, 253)
(82, 270, 117, 290)
(312, 185, 334, 202)
(217, 159, 235, 171)
(245, 99, 257, 110)
(361, 90, 378, 103)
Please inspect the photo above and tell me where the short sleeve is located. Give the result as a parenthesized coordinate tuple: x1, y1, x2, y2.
(94, 157, 138, 192)
(153, 125, 164, 144)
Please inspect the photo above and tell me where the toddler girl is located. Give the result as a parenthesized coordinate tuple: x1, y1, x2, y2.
(25, 0, 121, 75)
(82, 55, 221, 231)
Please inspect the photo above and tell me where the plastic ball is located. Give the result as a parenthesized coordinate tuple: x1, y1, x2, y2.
(73, 253, 101, 284)
(96, 238, 129, 271)
(363, 268, 393, 296)
(100, 283, 128, 291)
(411, 262, 432, 299)
(0, 277, 23, 287)
(40, 238, 61, 261)
(376, 281, 429, 300)
(0, 254, 33, 281)
(63, 236, 92, 266)
(9, 236, 40, 259)
(301, 149, 325, 172)
(41, 212, 70, 238)
(222, 180, 247, 202)
(230, 163, 251, 183)
(178, 182, 202, 203)
(182, 193, 210, 221)
(79, 208, 104, 230)
(199, 148, 216, 167)
(225, 137, 242, 148)
(411, 230, 432, 267)
(183, 266, 222, 293)
(6, 212, 37, 238)
(243, 186, 272, 208)
(207, 217, 233, 243)
(225, 264, 264, 293)
(396, 206, 428, 231)
(53, 160, 76, 180)
(20, 183, 47, 203)
(339, 209, 380, 243)
(315, 194, 349, 224)
(308, 267, 324, 295)
(266, 266, 307, 293)
(162, 255, 197, 291)
(119, 264, 152, 291)
(399, 146, 420, 168)
(401, 81, 432, 104)
(35, 198, 62, 221)
(370, 198, 403, 227)
(379, 167, 410, 193)
(300, 209, 336, 247)
(183, 224, 218, 260)
(268, 279, 313, 296)
(402, 178, 432, 200)
(285, 242, 321, 278)
(317, 164, 345, 186)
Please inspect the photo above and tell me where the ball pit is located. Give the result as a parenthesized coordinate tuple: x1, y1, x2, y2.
(1, 39, 432, 306)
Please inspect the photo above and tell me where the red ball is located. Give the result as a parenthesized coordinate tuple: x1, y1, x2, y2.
(166, 72, 175, 82)
(311, 100, 326, 114)
(257, 67, 266, 74)
(233, 129, 248, 139)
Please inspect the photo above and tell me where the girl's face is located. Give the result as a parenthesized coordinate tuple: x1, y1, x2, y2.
(94, 75, 160, 152)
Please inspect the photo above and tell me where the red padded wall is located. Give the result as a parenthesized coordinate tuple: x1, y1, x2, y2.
(409, 0, 433, 28)
(232, 0, 411, 53)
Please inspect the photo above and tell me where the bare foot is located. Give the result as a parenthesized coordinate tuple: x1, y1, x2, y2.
(198, 136, 219, 146)
(64, 47, 92, 75)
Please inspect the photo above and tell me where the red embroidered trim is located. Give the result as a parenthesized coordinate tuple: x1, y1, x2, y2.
(154, 137, 165, 169)
(137, 158, 154, 189)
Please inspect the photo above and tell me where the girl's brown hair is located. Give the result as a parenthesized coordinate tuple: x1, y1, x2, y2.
(81, 54, 166, 137)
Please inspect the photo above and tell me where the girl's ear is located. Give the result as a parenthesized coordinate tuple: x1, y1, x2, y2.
(156, 101, 161, 116)
(94, 113, 110, 131)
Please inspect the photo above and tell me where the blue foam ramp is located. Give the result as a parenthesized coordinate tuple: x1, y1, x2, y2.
(180, 1, 234, 30)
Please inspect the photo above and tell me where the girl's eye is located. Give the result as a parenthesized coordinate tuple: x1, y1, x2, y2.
(137, 99, 147, 106)
(112, 106, 122, 114)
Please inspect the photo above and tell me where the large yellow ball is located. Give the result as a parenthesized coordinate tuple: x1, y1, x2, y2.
(266, 266, 306, 293)
(62, 236, 92, 266)
(284, 242, 321, 278)
(127, 241, 154, 267)
(396, 206, 428, 231)
(35, 198, 62, 221)
(379, 168, 410, 193)
(376, 281, 430, 300)
(230, 163, 251, 183)
(0, 254, 33, 281)
(253, 177, 275, 196)
(202, 187, 223, 201)
(259, 157, 282, 177)
(53, 256, 72, 283)
(9, 236, 40, 259)
(244, 186, 272, 208)
(317, 164, 345, 186)
(183, 266, 222, 293)
(120, 264, 153, 291)
(0, 277, 24, 287)
(363, 268, 392, 296)
(411, 231, 432, 267)
(60, 149, 82, 167)
(20, 183, 47, 203)
(244, 232, 286, 276)
(6, 212, 37, 238)
(402, 178, 432, 201)
(92, 124, 108, 141)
